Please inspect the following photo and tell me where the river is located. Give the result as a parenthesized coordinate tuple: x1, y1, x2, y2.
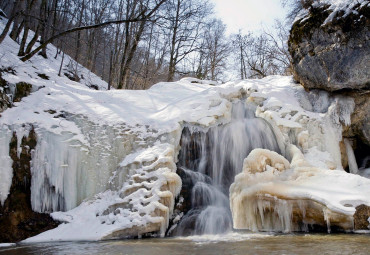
(1, 232, 369, 255)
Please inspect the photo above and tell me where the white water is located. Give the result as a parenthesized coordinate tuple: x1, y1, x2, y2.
(173, 101, 281, 235)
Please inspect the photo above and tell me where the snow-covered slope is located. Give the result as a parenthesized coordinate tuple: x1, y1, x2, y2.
(0, 17, 369, 241)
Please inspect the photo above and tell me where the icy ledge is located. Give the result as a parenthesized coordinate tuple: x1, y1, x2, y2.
(24, 143, 181, 242)
(230, 146, 370, 233)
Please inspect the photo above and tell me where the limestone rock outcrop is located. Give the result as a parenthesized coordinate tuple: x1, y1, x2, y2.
(288, 1, 370, 153)
(288, 1, 370, 92)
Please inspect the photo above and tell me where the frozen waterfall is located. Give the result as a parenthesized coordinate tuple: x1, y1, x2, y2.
(171, 101, 281, 235)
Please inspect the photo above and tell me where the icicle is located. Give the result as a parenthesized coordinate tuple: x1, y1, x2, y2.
(0, 126, 13, 205)
(323, 208, 331, 233)
(344, 138, 359, 174)
(30, 117, 136, 212)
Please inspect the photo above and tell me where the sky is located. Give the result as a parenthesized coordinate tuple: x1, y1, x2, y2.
(210, 0, 289, 34)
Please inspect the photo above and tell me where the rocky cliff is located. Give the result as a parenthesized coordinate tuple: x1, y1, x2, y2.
(289, 0, 370, 162)
(289, 0, 370, 92)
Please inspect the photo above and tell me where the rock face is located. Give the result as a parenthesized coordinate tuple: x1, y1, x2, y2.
(0, 68, 33, 114)
(288, 2, 370, 92)
(342, 91, 370, 146)
(0, 72, 12, 113)
(289, 1, 370, 152)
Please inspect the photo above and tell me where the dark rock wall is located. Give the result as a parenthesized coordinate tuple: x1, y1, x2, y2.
(289, 3, 370, 92)
(0, 128, 58, 243)
(289, 2, 370, 160)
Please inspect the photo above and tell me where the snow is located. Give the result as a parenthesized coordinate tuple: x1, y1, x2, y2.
(230, 146, 370, 232)
(0, 243, 15, 247)
(316, 0, 369, 25)
(0, 127, 12, 204)
(297, 0, 369, 25)
(0, 16, 368, 241)
(25, 143, 181, 242)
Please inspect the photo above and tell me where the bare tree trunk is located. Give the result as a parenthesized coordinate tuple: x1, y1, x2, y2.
(38, 0, 48, 58)
(18, 0, 35, 56)
(0, 0, 24, 44)
(167, 0, 180, 82)
(74, 0, 85, 65)
(25, 24, 40, 54)
(9, 0, 24, 41)
(58, 51, 65, 76)
(108, 49, 113, 90)
(20, 0, 166, 62)
(121, 19, 145, 89)
(0, 14, 18, 44)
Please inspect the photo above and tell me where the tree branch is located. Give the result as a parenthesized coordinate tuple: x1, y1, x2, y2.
(20, 0, 167, 62)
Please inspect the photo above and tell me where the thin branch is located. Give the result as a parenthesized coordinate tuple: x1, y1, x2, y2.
(21, 0, 167, 62)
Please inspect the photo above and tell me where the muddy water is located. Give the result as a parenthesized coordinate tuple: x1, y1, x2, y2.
(1, 232, 369, 255)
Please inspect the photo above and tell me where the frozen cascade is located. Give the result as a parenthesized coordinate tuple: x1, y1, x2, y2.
(0, 113, 146, 212)
(0, 126, 13, 205)
(172, 101, 281, 235)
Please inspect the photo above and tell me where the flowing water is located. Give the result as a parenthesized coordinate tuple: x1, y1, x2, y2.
(171, 101, 280, 235)
(1, 233, 369, 255)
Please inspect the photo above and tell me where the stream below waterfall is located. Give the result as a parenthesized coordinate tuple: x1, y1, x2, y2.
(1, 233, 369, 255)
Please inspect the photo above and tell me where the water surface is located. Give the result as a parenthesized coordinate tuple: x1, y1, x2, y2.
(1, 232, 369, 255)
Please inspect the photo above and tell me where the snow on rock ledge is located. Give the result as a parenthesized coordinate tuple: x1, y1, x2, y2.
(230, 146, 370, 232)
(25, 143, 181, 242)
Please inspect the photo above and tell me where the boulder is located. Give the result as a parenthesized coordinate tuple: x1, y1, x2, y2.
(354, 204, 370, 230)
(288, 1, 370, 92)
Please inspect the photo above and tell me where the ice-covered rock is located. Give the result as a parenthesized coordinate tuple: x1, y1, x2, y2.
(230, 146, 370, 232)
(25, 143, 181, 241)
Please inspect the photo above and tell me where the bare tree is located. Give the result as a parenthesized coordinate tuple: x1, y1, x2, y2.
(164, 0, 211, 81)
(232, 27, 291, 79)
(193, 19, 229, 81)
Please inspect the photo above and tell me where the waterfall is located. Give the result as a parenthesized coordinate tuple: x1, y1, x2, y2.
(171, 101, 281, 236)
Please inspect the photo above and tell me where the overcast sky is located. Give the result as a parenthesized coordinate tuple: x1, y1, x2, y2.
(210, 0, 288, 34)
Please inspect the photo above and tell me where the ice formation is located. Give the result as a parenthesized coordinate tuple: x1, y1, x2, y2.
(0, 127, 13, 205)
(171, 101, 280, 236)
(25, 143, 181, 241)
(0, 15, 369, 240)
(230, 146, 370, 232)
(343, 138, 359, 175)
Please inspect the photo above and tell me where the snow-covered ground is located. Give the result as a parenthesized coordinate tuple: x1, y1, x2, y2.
(0, 15, 369, 242)
(0, 243, 15, 247)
